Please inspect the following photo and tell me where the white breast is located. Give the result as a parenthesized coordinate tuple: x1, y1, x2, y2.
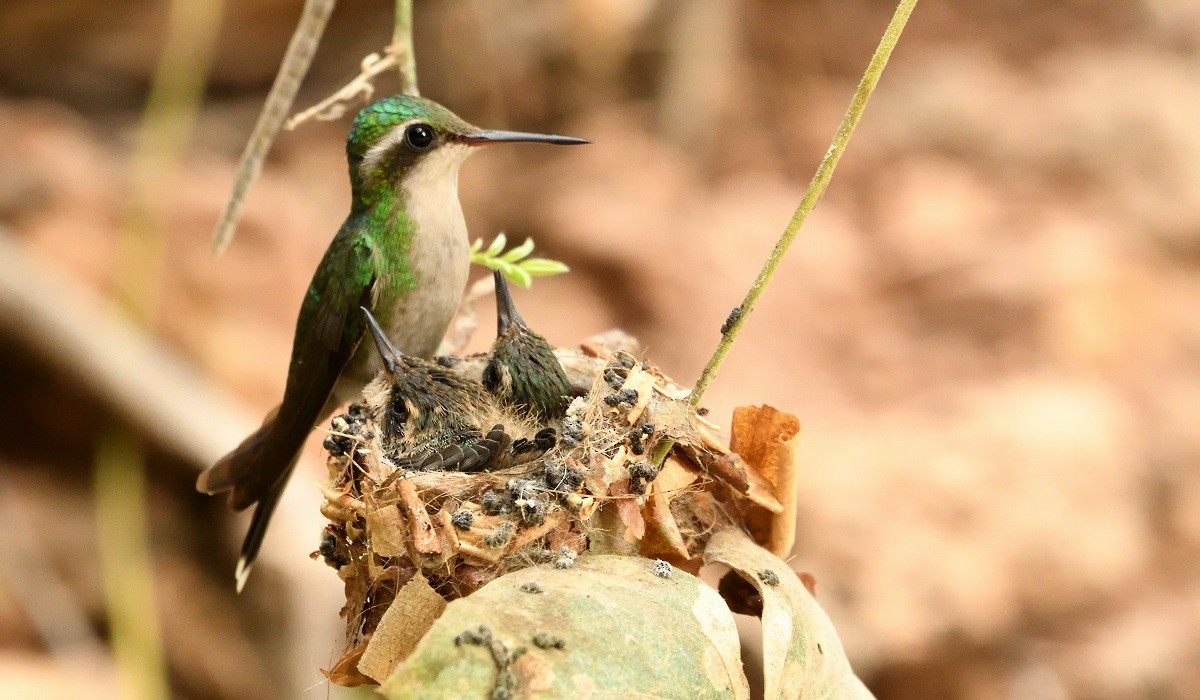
(385, 143, 474, 358)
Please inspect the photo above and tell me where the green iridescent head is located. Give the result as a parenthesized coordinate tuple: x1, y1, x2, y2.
(345, 95, 588, 204)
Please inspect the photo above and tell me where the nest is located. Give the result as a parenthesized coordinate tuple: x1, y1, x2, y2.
(315, 332, 801, 683)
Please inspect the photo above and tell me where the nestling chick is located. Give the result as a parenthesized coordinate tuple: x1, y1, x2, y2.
(483, 271, 572, 421)
(361, 307, 555, 472)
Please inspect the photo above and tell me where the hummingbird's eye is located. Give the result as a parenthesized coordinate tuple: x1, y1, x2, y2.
(405, 124, 435, 150)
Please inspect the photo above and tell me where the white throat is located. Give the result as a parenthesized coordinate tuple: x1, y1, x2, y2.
(378, 141, 475, 358)
(400, 142, 473, 235)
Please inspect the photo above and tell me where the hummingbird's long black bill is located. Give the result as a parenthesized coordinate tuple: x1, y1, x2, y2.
(361, 307, 403, 373)
(460, 129, 589, 146)
(493, 270, 526, 334)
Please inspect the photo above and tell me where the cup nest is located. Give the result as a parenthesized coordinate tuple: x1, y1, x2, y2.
(315, 334, 800, 666)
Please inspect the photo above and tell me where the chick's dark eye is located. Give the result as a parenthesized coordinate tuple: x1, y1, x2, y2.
(405, 124, 434, 150)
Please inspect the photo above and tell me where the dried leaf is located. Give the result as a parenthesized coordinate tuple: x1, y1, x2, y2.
(606, 478, 646, 544)
(656, 456, 702, 495)
(324, 642, 373, 687)
(704, 528, 872, 700)
(640, 482, 691, 563)
(358, 573, 447, 683)
(729, 406, 802, 556)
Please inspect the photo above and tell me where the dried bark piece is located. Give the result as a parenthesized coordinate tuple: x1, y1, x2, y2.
(679, 446, 783, 514)
(367, 504, 406, 558)
(508, 511, 566, 552)
(729, 405, 802, 557)
(396, 479, 441, 555)
(358, 573, 447, 683)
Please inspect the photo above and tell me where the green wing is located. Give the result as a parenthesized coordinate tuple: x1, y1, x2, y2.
(281, 228, 376, 430)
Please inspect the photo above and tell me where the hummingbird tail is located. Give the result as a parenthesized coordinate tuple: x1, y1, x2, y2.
(196, 405, 288, 510)
(197, 403, 309, 591)
(235, 482, 286, 593)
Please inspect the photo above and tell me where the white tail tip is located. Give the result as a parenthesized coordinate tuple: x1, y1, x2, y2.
(235, 557, 252, 593)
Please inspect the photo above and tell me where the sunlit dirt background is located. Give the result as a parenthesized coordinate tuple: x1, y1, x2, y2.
(2, 0, 1199, 698)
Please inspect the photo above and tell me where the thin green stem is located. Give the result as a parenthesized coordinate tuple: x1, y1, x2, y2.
(95, 428, 170, 700)
(102, 0, 224, 697)
(394, 0, 419, 96)
(654, 0, 918, 466)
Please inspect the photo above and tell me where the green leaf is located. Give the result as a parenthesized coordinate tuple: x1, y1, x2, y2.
(380, 556, 749, 700)
(520, 258, 570, 276)
(507, 264, 533, 288)
(484, 232, 507, 258)
(500, 237, 536, 263)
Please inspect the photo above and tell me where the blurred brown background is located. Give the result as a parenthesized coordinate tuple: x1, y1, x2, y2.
(2, 0, 1199, 698)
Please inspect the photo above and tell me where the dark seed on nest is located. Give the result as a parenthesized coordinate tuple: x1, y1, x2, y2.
(603, 388, 638, 408)
(628, 461, 661, 495)
(323, 435, 345, 456)
(483, 522, 515, 548)
(759, 569, 780, 586)
(451, 509, 474, 530)
(435, 355, 461, 367)
(481, 489, 512, 515)
(561, 417, 585, 442)
(651, 560, 672, 578)
(318, 530, 337, 558)
(603, 368, 627, 389)
(520, 581, 543, 594)
(540, 463, 584, 493)
(516, 495, 547, 525)
(697, 407, 709, 416)
(629, 430, 645, 455)
(615, 356, 635, 369)
(455, 625, 493, 647)
(554, 547, 576, 570)
(532, 633, 565, 650)
(720, 306, 742, 334)
(640, 360, 651, 371)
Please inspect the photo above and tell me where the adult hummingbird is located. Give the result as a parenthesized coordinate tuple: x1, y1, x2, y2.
(482, 270, 572, 421)
(196, 95, 586, 590)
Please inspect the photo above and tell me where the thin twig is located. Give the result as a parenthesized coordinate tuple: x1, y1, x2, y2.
(284, 50, 399, 130)
(285, 0, 419, 129)
(211, 0, 336, 255)
(653, 0, 919, 466)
